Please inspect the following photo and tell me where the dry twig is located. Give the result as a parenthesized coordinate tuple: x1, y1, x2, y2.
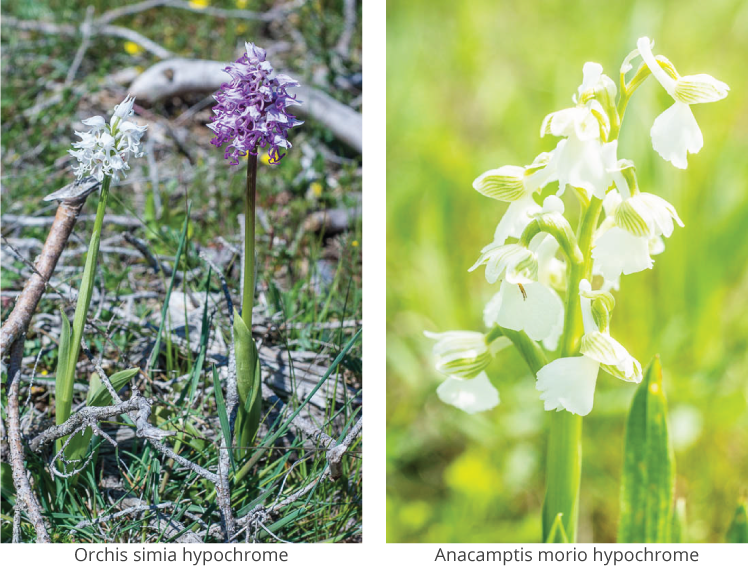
(6, 338, 52, 543)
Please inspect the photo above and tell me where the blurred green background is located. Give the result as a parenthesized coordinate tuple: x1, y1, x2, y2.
(386, 0, 748, 543)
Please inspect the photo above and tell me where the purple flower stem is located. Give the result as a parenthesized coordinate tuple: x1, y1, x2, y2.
(242, 153, 258, 329)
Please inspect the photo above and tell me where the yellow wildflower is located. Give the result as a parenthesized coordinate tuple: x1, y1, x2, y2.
(124, 41, 143, 55)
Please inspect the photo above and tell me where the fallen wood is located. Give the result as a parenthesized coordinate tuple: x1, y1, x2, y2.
(302, 206, 361, 235)
(0, 177, 99, 357)
(128, 59, 362, 153)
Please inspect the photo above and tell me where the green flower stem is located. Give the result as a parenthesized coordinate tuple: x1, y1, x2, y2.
(494, 326, 548, 374)
(242, 154, 258, 328)
(233, 153, 261, 459)
(56, 176, 111, 456)
(519, 214, 583, 266)
(542, 194, 602, 542)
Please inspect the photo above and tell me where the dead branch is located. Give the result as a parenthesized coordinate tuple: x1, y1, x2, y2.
(65, 6, 94, 86)
(327, 416, 362, 480)
(1, 213, 142, 228)
(302, 206, 361, 235)
(128, 59, 362, 153)
(2, 16, 173, 59)
(6, 338, 52, 543)
(336, 0, 358, 56)
(0, 177, 99, 357)
(95, 0, 305, 26)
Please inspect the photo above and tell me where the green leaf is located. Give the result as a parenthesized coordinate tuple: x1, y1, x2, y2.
(212, 364, 234, 470)
(671, 498, 687, 543)
(54, 309, 72, 461)
(618, 356, 675, 543)
(545, 513, 570, 543)
(233, 328, 362, 484)
(726, 501, 748, 543)
(233, 310, 261, 459)
(64, 368, 140, 472)
(147, 204, 191, 373)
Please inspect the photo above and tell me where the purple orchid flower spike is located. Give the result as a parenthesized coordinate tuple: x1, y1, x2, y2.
(208, 42, 303, 165)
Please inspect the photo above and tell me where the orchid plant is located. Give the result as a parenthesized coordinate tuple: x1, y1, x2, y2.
(209, 42, 302, 457)
(55, 96, 147, 472)
(426, 37, 728, 541)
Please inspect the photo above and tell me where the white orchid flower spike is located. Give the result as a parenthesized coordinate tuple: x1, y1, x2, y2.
(536, 280, 641, 416)
(636, 37, 729, 169)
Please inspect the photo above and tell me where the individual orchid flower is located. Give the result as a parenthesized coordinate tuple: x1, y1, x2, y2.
(592, 161, 683, 281)
(469, 242, 538, 285)
(473, 152, 557, 245)
(424, 330, 508, 378)
(541, 62, 619, 199)
(536, 279, 641, 416)
(482, 197, 566, 345)
(424, 330, 510, 413)
(636, 37, 729, 169)
(69, 95, 147, 182)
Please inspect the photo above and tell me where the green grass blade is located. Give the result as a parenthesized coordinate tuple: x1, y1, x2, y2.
(211, 365, 234, 470)
(726, 501, 748, 543)
(618, 356, 675, 543)
(147, 203, 191, 374)
(671, 498, 687, 543)
(178, 270, 212, 408)
(545, 512, 570, 543)
(233, 328, 362, 483)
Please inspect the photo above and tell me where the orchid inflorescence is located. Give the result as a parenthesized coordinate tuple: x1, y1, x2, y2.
(69, 96, 147, 182)
(426, 37, 728, 417)
(209, 42, 303, 165)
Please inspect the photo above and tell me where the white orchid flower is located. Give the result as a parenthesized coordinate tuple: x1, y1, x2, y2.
(473, 152, 557, 245)
(425, 331, 510, 413)
(469, 242, 538, 285)
(424, 330, 509, 378)
(436, 372, 500, 414)
(541, 62, 619, 198)
(483, 216, 565, 347)
(636, 37, 729, 169)
(592, 161, 683, 281)
(491, 195, 543, 246)
(536, 280, 641, 416)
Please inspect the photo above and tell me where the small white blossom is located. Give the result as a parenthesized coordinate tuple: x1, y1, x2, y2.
(69, 95, 147, 182)
(424, 330, 508, 378)
(592, 161, 683, 281)
(483, 234, 564, 344)
(541, 63, 619, 198)
(636, 37, 729, 169)
(536, 280, 641, 416)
